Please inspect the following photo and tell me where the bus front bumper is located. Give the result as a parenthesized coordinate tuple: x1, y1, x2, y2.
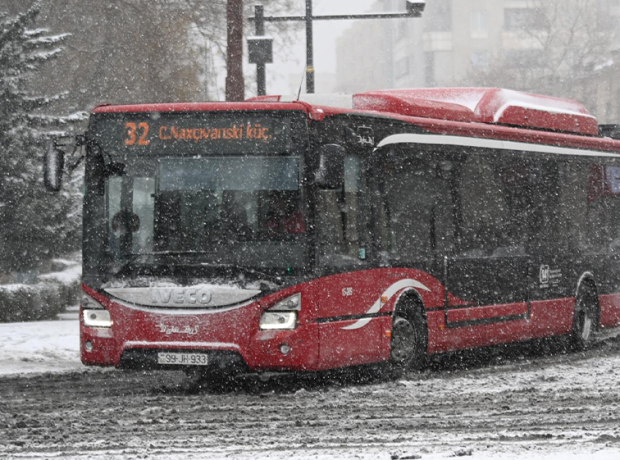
(80, 306, 321, 373)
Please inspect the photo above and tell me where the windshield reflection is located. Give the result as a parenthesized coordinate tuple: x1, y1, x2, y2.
(106, 155, 307, 272)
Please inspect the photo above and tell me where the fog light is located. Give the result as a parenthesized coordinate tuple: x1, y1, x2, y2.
(280, 344, 291, 355)
(84, 341, 94, 352)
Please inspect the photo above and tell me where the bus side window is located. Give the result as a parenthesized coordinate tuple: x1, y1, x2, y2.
(523, 161, 561, 254)
(380, 149, 453, 262)
(571, 162, 620, 253)
(457, 155, 513, 258)
(317, 156, 363, 265)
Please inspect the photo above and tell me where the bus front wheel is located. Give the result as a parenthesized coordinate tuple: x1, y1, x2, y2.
(571, 283, 599, 351)
(390, 307, 426, 372)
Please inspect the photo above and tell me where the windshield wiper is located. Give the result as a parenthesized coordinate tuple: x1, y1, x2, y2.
(109, 252, 278, 282)
(110, 252, 198, 276)
(110, 253, 149, 277)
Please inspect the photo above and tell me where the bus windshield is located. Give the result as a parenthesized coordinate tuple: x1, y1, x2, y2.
(83, 111, 309, 277)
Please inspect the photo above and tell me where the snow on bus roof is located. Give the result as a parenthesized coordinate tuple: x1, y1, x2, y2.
(355, 88, 599, 136)
(251, 88, 599, 136)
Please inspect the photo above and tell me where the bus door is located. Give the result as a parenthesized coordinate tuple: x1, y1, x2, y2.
(444, 152, 531, 346)
(520, 160, 574, 337)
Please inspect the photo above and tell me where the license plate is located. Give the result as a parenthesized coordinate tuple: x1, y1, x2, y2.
(157, 352, 209, 366)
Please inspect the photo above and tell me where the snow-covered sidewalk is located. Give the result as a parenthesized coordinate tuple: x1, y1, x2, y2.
(0, 319, 82, 376)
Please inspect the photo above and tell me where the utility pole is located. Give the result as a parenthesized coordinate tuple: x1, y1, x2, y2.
(225, 0, 244, 101)
(255, 5, 266, 96)
(249, 1, 425, 94)
(305, 0, 314, 94)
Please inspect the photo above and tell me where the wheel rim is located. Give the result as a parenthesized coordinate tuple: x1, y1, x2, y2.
(391, 317, 417, 364)
(581, 310, 593, 342)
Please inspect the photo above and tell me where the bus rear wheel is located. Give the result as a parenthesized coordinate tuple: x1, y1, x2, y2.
(571, 284, 598, 351)
(390, 308, 426, 372)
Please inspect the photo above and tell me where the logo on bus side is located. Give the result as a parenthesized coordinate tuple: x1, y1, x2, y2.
(539, 264, 562, 288)
(150, 288, 213, 305)
(540, 265, 550, 285)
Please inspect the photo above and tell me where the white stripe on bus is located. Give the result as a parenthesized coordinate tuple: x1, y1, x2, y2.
(377, 133, 620, 158)
(342, 279, 430, 330)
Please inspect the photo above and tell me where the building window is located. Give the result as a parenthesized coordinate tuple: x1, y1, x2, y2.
(504, 8, 544, 31)
(395, 56, 409, 79)
(470, 50, 489, 70)
(471, 10, 488, 34)
(396, 20, 409, 41)
(428, 1, 452, 32)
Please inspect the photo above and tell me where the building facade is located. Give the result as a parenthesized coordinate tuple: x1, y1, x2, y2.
(335, 0, 620, 123)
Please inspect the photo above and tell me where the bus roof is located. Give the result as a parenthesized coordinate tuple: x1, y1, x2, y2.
(93, 88, 606, 140)
(92, 101, 310, 115)
(251, 88, 600, 137)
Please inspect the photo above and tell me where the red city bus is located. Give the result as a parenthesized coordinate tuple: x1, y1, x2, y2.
(45, 88, 620, 378)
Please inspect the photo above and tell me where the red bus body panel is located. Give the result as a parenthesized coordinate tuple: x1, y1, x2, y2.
(81, 269, 620, 370)
(82, 90, 620, 372)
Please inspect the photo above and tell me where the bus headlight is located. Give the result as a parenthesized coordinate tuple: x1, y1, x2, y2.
(260, 293, 301, 330)
(82, 293, 113, 328)
(83, 309, 113, 328)
(260, 311, 297, 330)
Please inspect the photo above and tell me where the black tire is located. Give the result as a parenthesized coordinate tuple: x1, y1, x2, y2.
(390, 305, 427, 373)
(571, 284, 598, 351)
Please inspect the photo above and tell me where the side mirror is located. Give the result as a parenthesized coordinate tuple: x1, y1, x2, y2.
(44, 142, 65, 192)
(315, 144, 346, 189)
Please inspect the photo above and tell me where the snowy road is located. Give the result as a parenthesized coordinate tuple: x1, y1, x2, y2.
(2, 328, 620, 460)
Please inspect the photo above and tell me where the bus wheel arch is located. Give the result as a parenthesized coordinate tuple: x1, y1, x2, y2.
(572, 273, 600, 351)
(390, 290, 428, 371)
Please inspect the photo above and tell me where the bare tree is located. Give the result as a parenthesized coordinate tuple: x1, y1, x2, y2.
(462, 0, 618, 109)
(3, 0, 300, 114)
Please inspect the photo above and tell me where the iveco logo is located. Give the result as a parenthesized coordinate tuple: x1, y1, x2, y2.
(150, 288, 213, 305)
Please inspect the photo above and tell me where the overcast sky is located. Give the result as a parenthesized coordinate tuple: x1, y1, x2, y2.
(259, 0, 379, 94)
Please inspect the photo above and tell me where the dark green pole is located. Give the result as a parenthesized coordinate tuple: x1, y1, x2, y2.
(305, 0, 314, 94)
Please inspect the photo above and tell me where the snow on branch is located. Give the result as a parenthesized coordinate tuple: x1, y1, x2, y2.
(26, 47, 63, 63)
(23, 27, 48, 37)
(25, 32, 71, 46)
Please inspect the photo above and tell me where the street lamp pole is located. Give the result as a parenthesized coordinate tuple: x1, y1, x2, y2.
(255, 5, 266, 96)
(305, 0, 314, 94)
(249, 1, 425, 94)
(225, 0, 244, 101)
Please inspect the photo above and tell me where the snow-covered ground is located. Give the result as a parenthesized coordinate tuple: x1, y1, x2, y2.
(108, 448, 620, 460)
(1, 319, 620, 459)
(0, 318, 81, 375)
(25, 447, 620, 460)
